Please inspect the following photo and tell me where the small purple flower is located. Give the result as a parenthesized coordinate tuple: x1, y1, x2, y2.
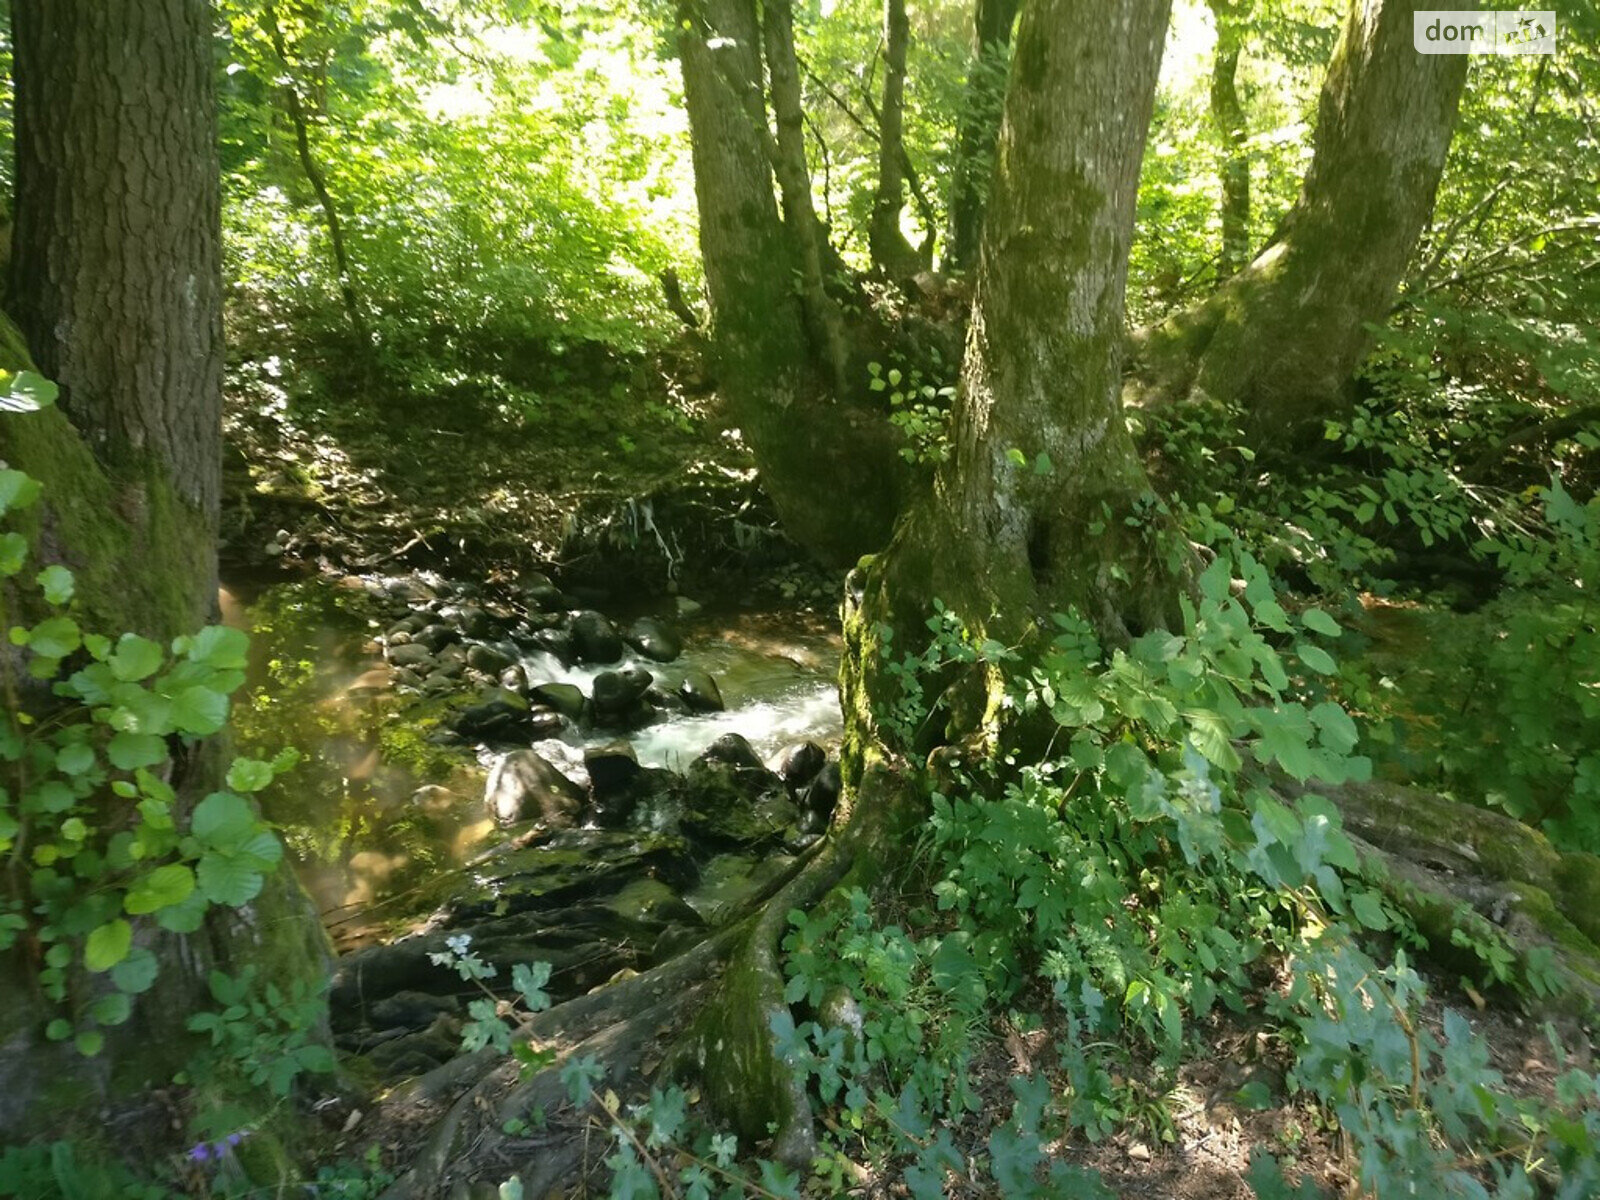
(188, 1143, 212, 1163)
(187, 1129, 249, 1166)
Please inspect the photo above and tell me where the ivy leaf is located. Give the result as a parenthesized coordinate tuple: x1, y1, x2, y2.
(84, 919, 132, 972)
(124, 863, 196, 915)
(36, 565, 75, 605)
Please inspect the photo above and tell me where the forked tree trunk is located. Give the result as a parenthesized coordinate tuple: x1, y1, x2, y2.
(868, 0, 923, 281)
(1, 0, 327, 1137)
(945, 0, 1020, 274)
(855, 0, 1182, 669)
(1132, 0, 1474, 443)
(1209, 0, 1252, 280)
(676, 0, 906, 565)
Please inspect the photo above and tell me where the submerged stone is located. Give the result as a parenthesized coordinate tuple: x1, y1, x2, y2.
(625, 617, 683, 663)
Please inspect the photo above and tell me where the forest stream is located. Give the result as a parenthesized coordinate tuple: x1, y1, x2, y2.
(225, 570, 845, 1081)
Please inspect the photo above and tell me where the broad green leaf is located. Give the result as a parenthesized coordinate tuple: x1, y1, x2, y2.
(54, 742, 96, 776)
(1, 371, 58, 411)
(197, 852, 265, 907)
(169, 685, 228, 735)
(154, 889, 208, 934)
(0, 532, 27, 576)
(89, 992, 132, 1027)
(109, 634, 165, 682)
(1296, 643, 1336, 675)
(27, 616, 81, 659)
(36, 565, 74, 605)
(190, 792, 255, 849)
(107, 732, 167, 771)
(111, 945, 160, 994)
(1350, 891, 1389, 931)
(124, 863, 196, 915)
(74, 1031, 105, 1057)
(0, 469, 43, 515)
(1300, 608, 1341, 637)
(178, 626, 250, 670)
(226, 758, 276, 793)
(84, 919, 132, 972)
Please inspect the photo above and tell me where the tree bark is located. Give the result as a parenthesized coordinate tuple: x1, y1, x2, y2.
(1, 0, 327, 1137)
(945, 0, 1020, 274)
(1132, 0, 1474, 444)
(1208, 0, 1251, 280)
(868, 0, 923, 281)
(858, 0, 1182, 671)
(676, 0, 906, 566)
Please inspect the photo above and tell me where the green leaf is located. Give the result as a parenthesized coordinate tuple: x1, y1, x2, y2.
(179, 626, 250, 670)
(124, 863, 196, 915)
(0, 532, 27, 576)
(111, 946, 160, 994)
(55, 742, 96, 776)
(109, 634, 165, 682)
(168, 685, 228, 736)
(190, 792, 256, 849)
(1006, 447, 1027, 467)
(89, 992, 133, 1027)
(1033, 451, 1053, 476)
(27, 615, 81, 659)
(1, 371, 58, 411)
(45, 1018, 73, 1042)
(74, 1031, 104, 1057)
(107, 732, 168, 771)
(1300, 608, 1341, 637)
(1350, 891, 1389, 931)
(84, 919, 132, 972)
(154, 889, 208, 934)
(36, 565, 75, 605)
(197, 852, 265, 907)
(1296, 643, 1336, 675)
(0, 469, 43, 515)
(226, 758, 276, 793)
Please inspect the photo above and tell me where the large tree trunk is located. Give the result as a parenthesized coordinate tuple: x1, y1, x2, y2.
(868, 0, 923, 281)
(1208, 0, 1252, 280)
(857, 0, 1181, 669)
(1, 0, 326, 1138)
(945, 0, 1020, 275)
(1132, 0, 1473, 444)
(676, 0, 906, 566)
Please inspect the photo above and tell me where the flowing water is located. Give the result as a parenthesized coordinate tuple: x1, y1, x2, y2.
(225, 575, 842, 947)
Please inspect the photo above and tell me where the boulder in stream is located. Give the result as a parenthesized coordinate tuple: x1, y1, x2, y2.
(571, 610, 624, 664)
(699, 732, 766, 773)
(466, 642, 516, 675)
(677, 669, 724, 714)
(531, 681, 587, 722)
(387, 642, 435, 670)
(777, 740, 826, 794)
(624, 617, 683, 663)
(453, 688, 531, 740)
(591, 666, 653, 717)
(486, 749, 585, 827)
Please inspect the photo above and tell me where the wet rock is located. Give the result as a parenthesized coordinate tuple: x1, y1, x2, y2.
(454, 605, 496, 640)
(392, 667, 423, 689)
(604, 878, 703, 929)
(454, 688, 531, 740)
(466, 643, 516, 675)
(675, 596, 703, 618)
(389, 614, 427, 636)
(585, 741, 641, 804)
(624, 617, 682, 663)
(498, 664, 529, 694)
(527, 708, 566, 739)
(682, 756, 798, 847)
(698, 733, 766, 773)
(486, 749, 585, 827)
(645, 685, 689, 715)
(682, 853, 797, 921)
(802, 761, 842, 821)
(592, 666, 653, 716)
(364, 1016, 461, 1077)
(387, 643, 435, 669)
(531, 682, 586, 722)
(527, 627, 575, 664)
(677, 670, 725, 714)
(777, 741, 826, 794)
(415, 623, 461, 653)
(571, 611, 624, 664)
(518, 571, 563, 611)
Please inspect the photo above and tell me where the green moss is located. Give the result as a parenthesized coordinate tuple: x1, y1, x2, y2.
(1554, 852, 1600, 947)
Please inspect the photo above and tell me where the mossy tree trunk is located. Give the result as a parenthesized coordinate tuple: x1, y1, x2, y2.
(854, 0, 1184, 676)
(676, 0, 907, 566)
(945, 0, 1020, 275)
(0, 0, 326, 1138)
(1132, 0, 1473, 445)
